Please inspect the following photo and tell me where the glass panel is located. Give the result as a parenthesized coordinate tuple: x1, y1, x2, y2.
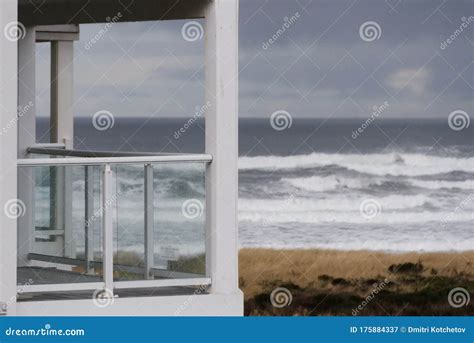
(113, 164, 144, 281)
(154, 163, 206, 277)
(17, 165, 103, 286)
(113, 162, 206, 281)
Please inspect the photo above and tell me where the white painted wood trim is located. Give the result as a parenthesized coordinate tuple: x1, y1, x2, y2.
(0, 0, 19, 316)
(19, 278, 212, 294)
(19, 282, 105, 294)
(36, 25, 80, 33)
(16, 292, 243, 316)
(17, 26, 36, 268)
(50, 40, 75, 258)
(50, 40, 74, 146)
(36, 32, 80, 42)
(204, 0, 240, 294)
(114, 278, 211, 289)
(36, 25, 80, 43)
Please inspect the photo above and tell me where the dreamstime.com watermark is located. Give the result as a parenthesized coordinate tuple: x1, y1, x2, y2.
(92, 288, 115, 308)
(270, 287, 293, 308)
(85, 12, 123, 50)
(3, 21, 26, 42)
(262, 12, 301, 50)
(359, 21, 382, 42)
(262, 190, 299, 228)
(182, 199, 204, 219)
(351, 102, 390, 139)
(3, 198, 26, 219)
(93, 110, 115, 131)
(359, 198, 382, 219)
(2, 279, 34, 313)
(352, 279, 391, 315)
(4, 324, 85, 337)
(448, 110, 470, 131)
(447, 287, 470, 308)
(174, 284, 208, 315)
(182, 21, 204, 42)
(270, 110, 293, 131)
(0, 102, 34, 136)
(440, 193, 473, 228)
(174, 101, 211, 139)
(85, 190, 122, 227)
(440, 16, 474, 50)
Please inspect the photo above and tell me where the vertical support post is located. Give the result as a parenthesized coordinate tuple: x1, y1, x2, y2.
(102, 164, 114, 293)
(50, 40, 75, 258)
(144, 164, 154, 280)
(204, 0, 241, 295)
(50, 41, 74, 145)
(0, 0, 19, 316)
(84, 166, 95, 275)
(17, 26, 36, 266)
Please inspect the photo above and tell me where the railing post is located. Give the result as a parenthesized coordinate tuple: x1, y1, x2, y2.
(144, 164, 154, 280)
(84, 166, 95, 275)
(63, 161, 74, 257)
(102, 164, 114, 294)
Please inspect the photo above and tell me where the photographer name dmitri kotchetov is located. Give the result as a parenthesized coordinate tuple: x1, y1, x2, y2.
(408, 326, 466, 334)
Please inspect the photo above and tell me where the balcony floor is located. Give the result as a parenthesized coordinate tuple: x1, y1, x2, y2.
(17, 266, 206, 302)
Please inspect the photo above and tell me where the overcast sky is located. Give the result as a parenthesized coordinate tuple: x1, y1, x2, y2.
(35, 0, 473, 119)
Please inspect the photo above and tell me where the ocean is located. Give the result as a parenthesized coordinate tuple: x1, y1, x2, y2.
(36, 117, 473, 256)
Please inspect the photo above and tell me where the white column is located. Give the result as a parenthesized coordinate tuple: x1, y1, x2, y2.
(205, 0, 240, 295)
(17, 27, 36, 267)
(50, 40, 75, 258)
(0, 0, 19, 316)
(50, 40, 74, 147)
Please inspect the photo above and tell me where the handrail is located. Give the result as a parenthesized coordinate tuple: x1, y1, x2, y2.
(29, 143, 66, 150)
(28, 147, 179, 157)
(18, 154, 213, 166)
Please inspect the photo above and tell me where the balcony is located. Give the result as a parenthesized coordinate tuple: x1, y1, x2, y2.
(1, 0, 241, 316)
(17, 147, 212, 301)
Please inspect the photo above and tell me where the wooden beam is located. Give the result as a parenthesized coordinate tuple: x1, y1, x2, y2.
(36, 24, 80, 42)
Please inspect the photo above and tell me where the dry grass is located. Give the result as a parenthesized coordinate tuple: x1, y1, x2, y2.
(239, 248, 474, 299)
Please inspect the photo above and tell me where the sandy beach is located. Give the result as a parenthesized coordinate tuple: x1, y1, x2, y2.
(239, 249, 474, 316)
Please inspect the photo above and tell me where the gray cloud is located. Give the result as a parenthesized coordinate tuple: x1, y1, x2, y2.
(35, 0, 473, 119)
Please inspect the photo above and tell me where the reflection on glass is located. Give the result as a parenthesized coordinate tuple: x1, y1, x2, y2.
(17, 165, 103, 286)
(114, 163, 206, 281)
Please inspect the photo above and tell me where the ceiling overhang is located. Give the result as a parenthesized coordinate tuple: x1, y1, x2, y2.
(19, 0, 210, 26)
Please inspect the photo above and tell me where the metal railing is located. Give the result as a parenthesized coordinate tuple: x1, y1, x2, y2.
(17, 148, 212, 295)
